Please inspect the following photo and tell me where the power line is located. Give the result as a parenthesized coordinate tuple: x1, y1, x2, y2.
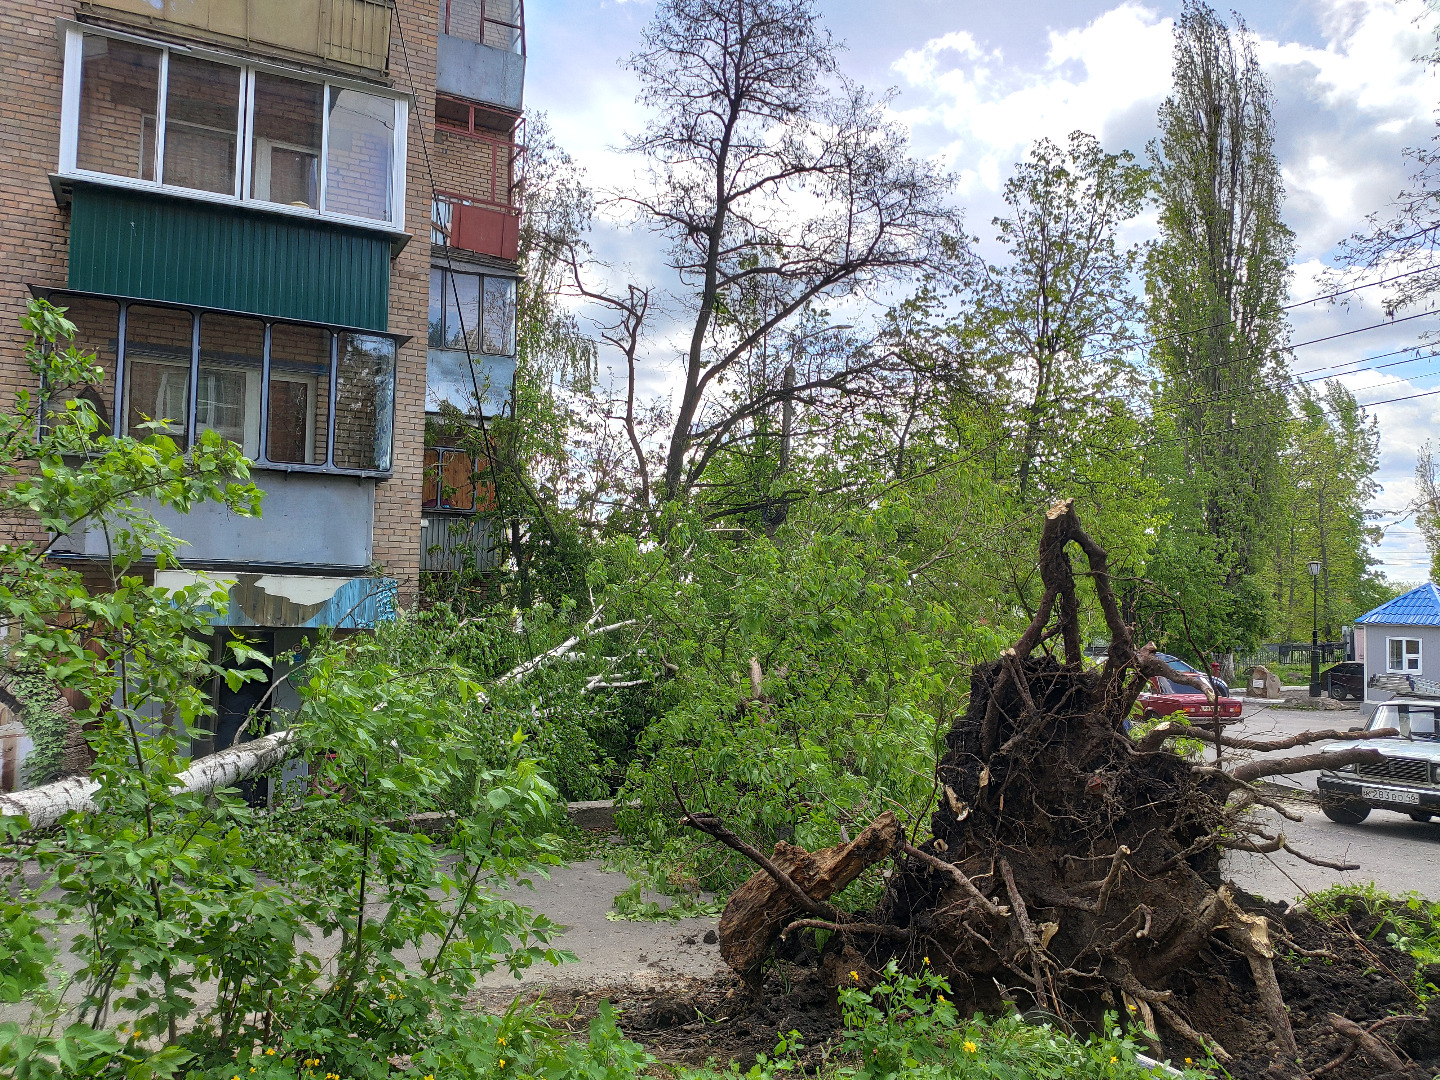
(1140, 384, 1440, 453)
(1121, 262, 1440, 356)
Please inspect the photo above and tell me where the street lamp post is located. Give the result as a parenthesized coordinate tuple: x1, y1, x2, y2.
(1308, 560, 1322, 697)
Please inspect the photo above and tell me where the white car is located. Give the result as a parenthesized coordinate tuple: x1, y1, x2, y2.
(1316, 700, 1440, 824)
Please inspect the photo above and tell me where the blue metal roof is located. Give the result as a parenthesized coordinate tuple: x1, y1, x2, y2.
(1355, 582, 1440, 626)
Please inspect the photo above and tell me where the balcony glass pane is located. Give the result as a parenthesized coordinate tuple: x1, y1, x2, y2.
(77, 34, 160, 181)
(251, 73, 322, 210)
(123, 306, 194, 448)
(442, 271, 479, 351)
(48, 296, 119, 437)
(163, 56, 240, 196)
(197, 314, 263, 457)
(482, 275, 516, 355)
(267, 324, 331, 466)
(333, 333, 394, 471)
(325, 88, 395, 223)
(428, 269, 445, 347)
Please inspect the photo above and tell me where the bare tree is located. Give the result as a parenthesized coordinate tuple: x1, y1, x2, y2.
(572, 0, 959, 511)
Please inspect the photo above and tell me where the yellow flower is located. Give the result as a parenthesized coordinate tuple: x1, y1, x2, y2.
(499, 1061, 506, 1069)
(923, 957, 930, 965)
(250, 1070, 257, 1075)
(497, 1038, 506, 1046)
(425, 1075, 435, 1080)
(1126, 1002, 1137, 1012)
(937, 995, 946, 1004)
(265, 1048, 276, 1056)
(963, 1041, 977, 1053)
(1185, 1059, 1192, 1065)
(850, 970, 859, 981)
(1111, 1056, 1119, 1064)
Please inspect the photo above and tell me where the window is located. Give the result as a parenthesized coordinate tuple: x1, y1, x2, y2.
(123, 305, 194, 447)
(197, 314, 263, 456)
(45, 296, 119, 436)
(163, 55, 242, 196)
(333, 333, 395, 471)
(423, 448, 484, 512)
(267, 324, 330, 465)
(250, 73, 322, 210)
(1388, 637, 1422, 673)
(46, 291, 395, 475)
(428, 269, 516, 356)
(61, 27, 407, 228)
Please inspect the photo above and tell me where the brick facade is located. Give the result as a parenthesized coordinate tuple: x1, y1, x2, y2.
(0, 0, 514, 605)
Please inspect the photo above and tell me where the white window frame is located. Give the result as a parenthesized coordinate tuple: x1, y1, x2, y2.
(56, 21, 409, 233)
(1387, 636, 1422, 673)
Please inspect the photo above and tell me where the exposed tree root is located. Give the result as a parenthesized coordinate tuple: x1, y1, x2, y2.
(689, 500, 1431, 1072)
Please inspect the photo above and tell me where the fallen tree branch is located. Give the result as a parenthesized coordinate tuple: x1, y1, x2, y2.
(1139, 721, 1398, 755)
(0, 727, 301, 831)
(781, 916, 912, 940)
(497, 617, 639, 684)
(1326, 1013, 1405, 1072)
(1230, 746, 1382, 784)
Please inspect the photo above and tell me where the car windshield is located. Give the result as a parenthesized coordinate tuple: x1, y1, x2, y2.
(1368, 704, 1439, 739)
(1158, 654, 1197, 673)
(1157, 677, 1205, 696)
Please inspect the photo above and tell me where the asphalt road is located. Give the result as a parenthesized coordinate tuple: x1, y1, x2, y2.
(1216, 700, 1440, 901)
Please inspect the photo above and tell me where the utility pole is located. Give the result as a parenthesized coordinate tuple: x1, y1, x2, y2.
(1308, 559, 1322, 697)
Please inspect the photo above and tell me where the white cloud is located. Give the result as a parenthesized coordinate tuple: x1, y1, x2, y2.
(889, 3, 1174, 191)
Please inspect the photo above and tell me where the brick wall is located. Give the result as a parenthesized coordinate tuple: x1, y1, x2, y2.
(0, 0, 458, 603)
(371, 0, 440, 604)
(433, 127, 513, 206)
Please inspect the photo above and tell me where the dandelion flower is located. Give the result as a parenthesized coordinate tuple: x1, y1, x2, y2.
(963, 1041, 977, 1053)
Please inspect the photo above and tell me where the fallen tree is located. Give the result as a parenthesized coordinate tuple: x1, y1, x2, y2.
(687, 500, 1434, 1077)
(0, 727, 299, 830)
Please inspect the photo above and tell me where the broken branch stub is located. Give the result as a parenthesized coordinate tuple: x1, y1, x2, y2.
(709, 811, 901, 987)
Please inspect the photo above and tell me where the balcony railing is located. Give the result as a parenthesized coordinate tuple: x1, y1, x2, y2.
(442, 0, 525, 55)
(432, 194, 520, 261)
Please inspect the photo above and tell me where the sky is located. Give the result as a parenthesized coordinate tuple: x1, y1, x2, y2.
(520, 0, 1440, 583)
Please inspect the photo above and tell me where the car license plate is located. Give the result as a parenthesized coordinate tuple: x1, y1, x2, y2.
(1361, 785, 1419, 805)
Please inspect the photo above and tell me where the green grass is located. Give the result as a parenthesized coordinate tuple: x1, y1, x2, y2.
(1305, 884, 1440, 1001)
(683, 962, 1216, 1080)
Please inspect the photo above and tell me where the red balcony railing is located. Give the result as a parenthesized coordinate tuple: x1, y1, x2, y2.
(432, 193, 520, 261)
(442, 0, 524, 55)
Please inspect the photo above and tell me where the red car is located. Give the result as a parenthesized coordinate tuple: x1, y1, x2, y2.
(1138, 676, 1243, 721)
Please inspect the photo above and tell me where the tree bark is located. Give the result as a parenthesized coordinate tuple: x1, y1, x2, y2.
(0, 727, 300, 831)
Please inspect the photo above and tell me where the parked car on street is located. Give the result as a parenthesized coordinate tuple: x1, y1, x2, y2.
(1316, 700, 1440, 824)
(1154, 652, 1230, 698)
(1321, 660, 1365, 701)
(1137, 676, 1244, 721)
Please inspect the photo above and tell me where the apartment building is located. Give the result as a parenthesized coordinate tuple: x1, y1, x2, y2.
(0, 0, 524, 776)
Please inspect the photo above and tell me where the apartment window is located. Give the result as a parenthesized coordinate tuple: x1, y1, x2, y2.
(47, 290, 395, 476)
(267, 324, 330, 465)
(61, 26, 407, 229)
(250, 73, 323, 210)
(428, 269, 516, 356)
(422, 448, 487, 512)
(1388, 637, 1422, 673)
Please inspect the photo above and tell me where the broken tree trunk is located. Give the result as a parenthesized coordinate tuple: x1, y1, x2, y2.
(700, 810, 902, 987)
(0, 727, 300, 830)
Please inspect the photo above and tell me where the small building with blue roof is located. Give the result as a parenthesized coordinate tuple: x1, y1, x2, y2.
(1355, 582, 1440, 703)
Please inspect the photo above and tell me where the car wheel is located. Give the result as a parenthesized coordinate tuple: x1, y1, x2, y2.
(1321, 798, 1370, 825)
(1328, 687, 1346, 700)
(1409, 812, 1433, 823)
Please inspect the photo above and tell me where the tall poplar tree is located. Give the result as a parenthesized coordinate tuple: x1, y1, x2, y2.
(1145, 0, 1295, 667)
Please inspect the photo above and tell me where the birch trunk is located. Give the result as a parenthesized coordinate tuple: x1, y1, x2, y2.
(0, 727, 299, 831)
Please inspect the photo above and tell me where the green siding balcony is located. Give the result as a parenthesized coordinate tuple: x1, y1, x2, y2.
(67, 184, 391, 331)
